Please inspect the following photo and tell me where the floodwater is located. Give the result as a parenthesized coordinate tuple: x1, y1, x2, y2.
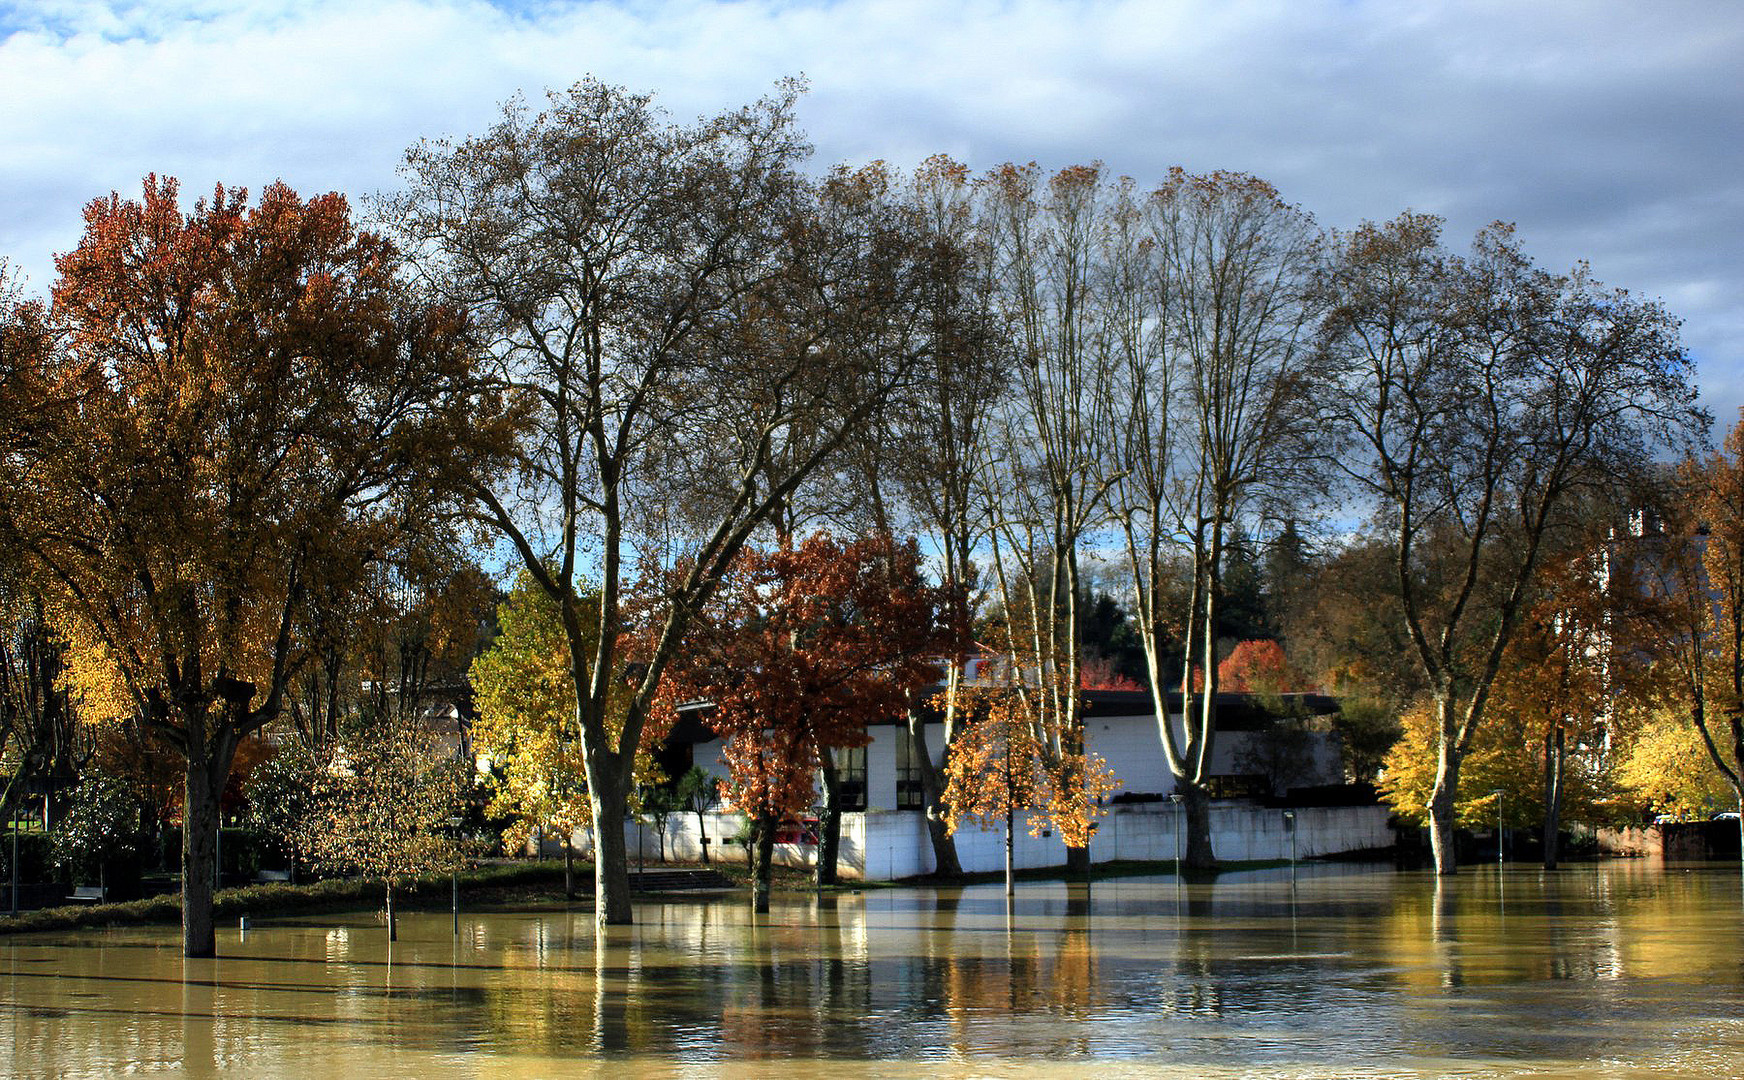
(4, 862, 1743, 1079)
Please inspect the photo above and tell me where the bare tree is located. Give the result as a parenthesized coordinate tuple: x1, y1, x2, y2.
(876, 156, 1012, 878)
(975, 163, 1122, 875)
(1319, 214, 1704, 874)
(389, 81, 932, 924)
(1111, 170, 1322, 869)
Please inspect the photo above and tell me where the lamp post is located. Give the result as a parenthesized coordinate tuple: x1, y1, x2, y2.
(447, 815, 464, 936)
(1491, 789, 1505, 868)
(9, 799, 18, 916)
(1168, 793, 1184, 878)
(1282, 810, 1297, 873)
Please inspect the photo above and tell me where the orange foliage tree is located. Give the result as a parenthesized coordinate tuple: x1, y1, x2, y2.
(942, 680, 1119, 891)
(2, 177, 505, 956)
(1216, 640, 1308, 695)
(667, 533, 947, 906)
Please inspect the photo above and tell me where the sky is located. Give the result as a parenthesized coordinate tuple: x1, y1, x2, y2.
(3, 0, 1741, 417)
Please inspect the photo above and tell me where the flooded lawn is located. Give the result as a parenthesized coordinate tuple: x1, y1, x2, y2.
(5, 861, 1743, 1078)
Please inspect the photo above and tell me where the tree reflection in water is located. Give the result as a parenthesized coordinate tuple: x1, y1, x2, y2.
(6, 862, 1744, 1075)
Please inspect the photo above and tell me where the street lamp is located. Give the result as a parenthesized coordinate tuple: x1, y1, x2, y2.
(1168, 793, 1184, 878)
(447, 815, 464, 936)
(1491, 789, 1505, 868)
(9, 796, 18, 916)
(1282, 810, 1297, 873)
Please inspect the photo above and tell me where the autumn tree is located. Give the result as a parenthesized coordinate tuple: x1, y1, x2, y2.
(390, 80, 937, 925)
(1634, 420, 1744, 856)
(942, 682, 1117, 893)
(669, 533, 946, 906)
(1, 176, 502, 956)
(469, 571, 656, 897)
(1318, 214, 1703, 874)
(295, 711, 471, 941)
(1217, 640, 1309, 695)
(941, 688, 1046, 895)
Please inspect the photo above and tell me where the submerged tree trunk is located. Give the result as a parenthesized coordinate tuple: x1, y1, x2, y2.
(817, 748, 843, 888)
(909, 707, 962, 878)
(1180, 782, 1215, 871)
(589, 767, 632, 926)
(1065, 844, 1090, 878)
(182, 755, 222, 958)
(1427, 724, 1462, 875)
(1004, 805, 1015, 897)
(751, 811, 776, 914)
(1543, 724, 1565, 870)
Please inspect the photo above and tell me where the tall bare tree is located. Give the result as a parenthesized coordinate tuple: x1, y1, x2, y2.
(389, 81, 933, 924)
(1319, 214, 1703, 874)
(1111, 170, 1322, 868)
(975, 163, 1122, 875)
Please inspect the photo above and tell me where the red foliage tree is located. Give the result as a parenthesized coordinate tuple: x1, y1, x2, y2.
(669, 533, 948, 905)
(1217, 640, 1307, 694)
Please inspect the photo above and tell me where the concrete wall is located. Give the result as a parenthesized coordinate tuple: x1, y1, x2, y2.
(621, 802, 1393, 881)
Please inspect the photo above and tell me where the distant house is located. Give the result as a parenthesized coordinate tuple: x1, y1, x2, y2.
(650, 686, 1377, 879)
(668, 687, 1346, 813)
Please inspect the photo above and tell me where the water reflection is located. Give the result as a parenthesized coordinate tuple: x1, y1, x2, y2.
(5, 862, 1744, 1077)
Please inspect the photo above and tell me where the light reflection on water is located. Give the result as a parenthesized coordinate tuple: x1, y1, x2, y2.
(4, 861, 1742, 1078)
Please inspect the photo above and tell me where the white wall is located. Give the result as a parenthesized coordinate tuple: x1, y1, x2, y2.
(622, 802, 1393, 881)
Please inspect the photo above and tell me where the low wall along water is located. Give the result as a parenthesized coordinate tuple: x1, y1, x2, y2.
(620, 803, 1394, 880)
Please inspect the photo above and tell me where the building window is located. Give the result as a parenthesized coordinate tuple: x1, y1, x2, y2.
(895, 731, 925, 810)
(835, 745, 868, 811)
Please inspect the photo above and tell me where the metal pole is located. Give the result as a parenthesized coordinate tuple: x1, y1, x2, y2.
(1492, 789, 1505, 868)
(447, 816, 463, 937)
(1169, 794, 1184, 878)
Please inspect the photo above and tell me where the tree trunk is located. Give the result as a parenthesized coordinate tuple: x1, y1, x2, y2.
(693, 809, 710, 864)
(817, 748, 842, 887)
(589, 770, 632, 926)
(385, 880, 397, 942)
(909, 708, 963, 878)
(1065, 844, 1090, 878)
(1004, 805, 1015, 897)
(564, 838, 576, 900)
(1180, 782, 1215, 871)
(752, 811, 776, 914)
(181, 754, 223, 958)
(1543, 724, 1565, 870)
(1426, 738, 1462, 875)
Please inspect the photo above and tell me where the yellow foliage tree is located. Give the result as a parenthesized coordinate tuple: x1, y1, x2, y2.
(469, 572, 655, 897)
(1614, 708, 1738, 822)
(295, 714, 470, 941)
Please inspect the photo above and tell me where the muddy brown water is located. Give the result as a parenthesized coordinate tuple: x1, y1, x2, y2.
(4, 861, 1742, 1078)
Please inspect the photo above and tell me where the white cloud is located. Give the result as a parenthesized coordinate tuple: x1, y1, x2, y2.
(3, 0, 1741, 416)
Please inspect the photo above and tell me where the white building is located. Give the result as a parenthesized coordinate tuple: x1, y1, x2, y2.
(642, 689, 1393, 879)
